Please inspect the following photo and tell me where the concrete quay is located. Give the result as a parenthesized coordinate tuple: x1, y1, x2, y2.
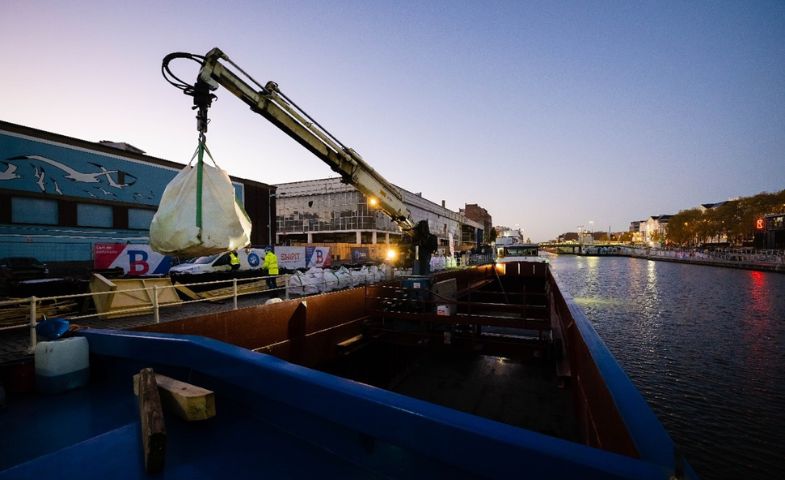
(579, 246, 785, 273)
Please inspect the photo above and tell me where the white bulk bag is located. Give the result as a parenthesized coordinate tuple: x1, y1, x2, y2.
(349, 268, 366, 286)
(368, 265, 380, 283)
(150, 146, 251, 258)
(322, 269, 339, 292)
(335, 267, 352, 289)
(288, 272, 305, 295)
(288, 271, 319, 296)
(305, 267, 325, 293)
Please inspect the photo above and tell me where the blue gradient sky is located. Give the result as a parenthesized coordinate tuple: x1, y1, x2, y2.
(3, 1, 784, 241)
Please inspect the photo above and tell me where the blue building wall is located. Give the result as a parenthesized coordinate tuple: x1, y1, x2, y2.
(0, 123, 246, 264)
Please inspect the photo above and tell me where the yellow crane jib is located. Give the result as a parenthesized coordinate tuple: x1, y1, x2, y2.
(161, 47, 434, 271)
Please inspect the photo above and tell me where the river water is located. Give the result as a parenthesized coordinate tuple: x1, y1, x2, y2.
(549, 254, 785, 480)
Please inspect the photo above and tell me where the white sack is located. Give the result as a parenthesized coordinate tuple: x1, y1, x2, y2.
(322, 269, 339, 292)
(288, 271, 319, 295)
(350, 266, 369, 286)
(150, 161, 251, 257)
(305, 267, 324, 293)
(335, 267, 352, 289)
(368, 265, 380, 283)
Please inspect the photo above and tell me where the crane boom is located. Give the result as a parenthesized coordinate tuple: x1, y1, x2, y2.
(187, 47, 415, 235)
(163, 48, 438, 274)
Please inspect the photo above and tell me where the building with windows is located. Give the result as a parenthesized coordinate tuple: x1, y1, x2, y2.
(629, 220, 645, 244)
(460, 204, 493, 243)
(641, 215, 673, 245)
(0, 120, 275, 268)
(758, 213, 785, 249)
(274, 178, 485, 262)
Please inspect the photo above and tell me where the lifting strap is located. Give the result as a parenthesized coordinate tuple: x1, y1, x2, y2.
(188, 134, 218, 240)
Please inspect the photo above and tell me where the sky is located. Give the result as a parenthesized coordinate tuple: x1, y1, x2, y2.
(2, 1, 784, 242)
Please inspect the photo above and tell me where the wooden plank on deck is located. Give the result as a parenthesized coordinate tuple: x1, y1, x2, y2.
(134, 372, 216, 421)
(135, 368, 166, 473)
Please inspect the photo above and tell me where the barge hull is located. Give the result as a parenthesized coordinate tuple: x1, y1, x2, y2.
(1, 263, 695, 478)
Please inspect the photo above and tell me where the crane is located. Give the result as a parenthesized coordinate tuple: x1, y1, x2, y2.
(162, 48, 437, 274)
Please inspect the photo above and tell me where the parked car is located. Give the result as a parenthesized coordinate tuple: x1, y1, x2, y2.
(169, 249, 265, 277)
(0, 257, 49, 282)
(0, 257, 49, 295)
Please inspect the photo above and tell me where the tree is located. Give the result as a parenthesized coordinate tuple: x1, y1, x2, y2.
(664, 189, 785, 247)
(668, 209, 702, 246)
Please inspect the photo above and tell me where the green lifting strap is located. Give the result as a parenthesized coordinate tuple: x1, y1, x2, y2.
(196, 135, 205, 238)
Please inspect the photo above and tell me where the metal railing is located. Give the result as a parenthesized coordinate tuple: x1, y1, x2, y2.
(0, 273, 289, 354)
(1, 261, 490, 356)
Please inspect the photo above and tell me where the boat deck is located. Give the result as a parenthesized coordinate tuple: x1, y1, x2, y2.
(320, 321, 577, 441)
(387, 350, 578, 441)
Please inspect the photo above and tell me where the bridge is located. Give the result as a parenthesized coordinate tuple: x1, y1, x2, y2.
(538, 243, 627, 255)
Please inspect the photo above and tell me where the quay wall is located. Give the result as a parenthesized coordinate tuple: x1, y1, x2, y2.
(577, 246, 785, 273)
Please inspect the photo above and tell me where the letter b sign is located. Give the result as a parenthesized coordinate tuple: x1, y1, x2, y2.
(128, 250, 149, 275)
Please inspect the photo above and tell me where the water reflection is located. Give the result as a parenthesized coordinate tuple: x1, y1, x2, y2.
(550, 256, 785, 480)
(746, 271, 770, 320)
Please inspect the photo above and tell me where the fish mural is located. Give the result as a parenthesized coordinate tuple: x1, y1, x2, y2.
(0, 130, 244, 207)
(2, 154, 143, 199)
(0, 161, 20, 180)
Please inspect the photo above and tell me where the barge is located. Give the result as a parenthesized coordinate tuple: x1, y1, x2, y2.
(0, 262, 695, 478)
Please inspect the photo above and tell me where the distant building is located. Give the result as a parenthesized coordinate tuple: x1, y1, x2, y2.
(699, 202, 726, 213)
(629, 220, 646, 244)
(494, 226, 524, 245)
(758, 213, 785, 249)
(643, 215, 672, 245)
(460, 204, 492, 244)
(274, 178, 485, 262)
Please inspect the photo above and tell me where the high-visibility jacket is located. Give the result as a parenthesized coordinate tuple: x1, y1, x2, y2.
(229, 251, 240, 266)
(263, 251, 279, 275)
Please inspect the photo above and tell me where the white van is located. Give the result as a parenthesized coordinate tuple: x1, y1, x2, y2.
(169, 249, 266, 276)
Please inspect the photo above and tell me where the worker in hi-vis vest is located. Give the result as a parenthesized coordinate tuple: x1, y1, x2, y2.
(263, 246, 279, 290)
(229, 251, 240, 271)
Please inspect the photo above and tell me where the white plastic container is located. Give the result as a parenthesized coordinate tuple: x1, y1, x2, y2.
(35, 336, 89, 394)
